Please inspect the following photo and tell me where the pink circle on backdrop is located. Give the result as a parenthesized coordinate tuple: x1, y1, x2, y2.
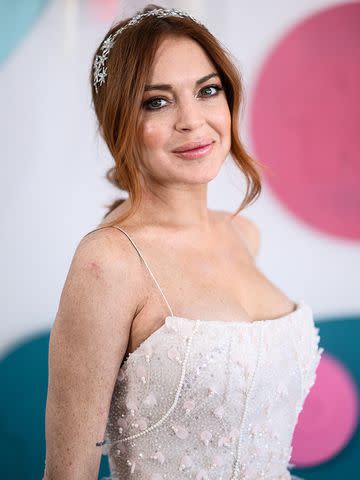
(88, 0, 119, 22)
(249, 3, 360, 240)
(291, 351, 359, 467)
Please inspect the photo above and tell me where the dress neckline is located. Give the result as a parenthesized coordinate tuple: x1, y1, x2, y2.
(121, 301, 310, 368)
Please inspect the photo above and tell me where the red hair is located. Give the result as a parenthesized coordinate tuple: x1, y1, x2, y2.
(90, 4, 264, 228)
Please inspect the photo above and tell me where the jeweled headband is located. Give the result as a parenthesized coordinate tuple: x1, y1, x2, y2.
(93, 8, 203, 93)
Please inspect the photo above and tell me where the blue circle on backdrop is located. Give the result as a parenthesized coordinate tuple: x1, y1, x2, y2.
(0, 331, 110, 479)
(0, 314, 359, 479)
(291, 314, 360, 479)
(0, 0, 49, 65)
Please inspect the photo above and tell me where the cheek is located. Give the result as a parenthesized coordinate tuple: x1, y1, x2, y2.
(139, 118, 168, 151)
(214, 103, 231, 140)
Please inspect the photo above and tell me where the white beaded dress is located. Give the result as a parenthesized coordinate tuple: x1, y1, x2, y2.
(89, 226, 323, 480)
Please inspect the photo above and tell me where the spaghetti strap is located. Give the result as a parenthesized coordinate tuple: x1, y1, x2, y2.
(82, 225, 174, 317)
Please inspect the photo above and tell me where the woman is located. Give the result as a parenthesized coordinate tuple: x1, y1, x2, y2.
(44, 5, 322, 480)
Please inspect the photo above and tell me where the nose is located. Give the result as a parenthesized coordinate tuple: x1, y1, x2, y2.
(174, 96, 205, 132)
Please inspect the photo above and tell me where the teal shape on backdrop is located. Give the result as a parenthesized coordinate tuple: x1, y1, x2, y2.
(291, 315, 360, 480)
(0, 331, 110, 479)
(0, 314, 359, 479)
(0, 0, 49, 65)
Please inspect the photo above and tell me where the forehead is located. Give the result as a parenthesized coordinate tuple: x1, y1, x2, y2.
(148, 36, 216, 83)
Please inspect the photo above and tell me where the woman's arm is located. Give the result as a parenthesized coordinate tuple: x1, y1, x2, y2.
(43, 230, 142, 479)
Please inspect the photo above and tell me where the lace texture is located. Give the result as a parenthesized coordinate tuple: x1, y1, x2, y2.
(100, 302, 323, 480)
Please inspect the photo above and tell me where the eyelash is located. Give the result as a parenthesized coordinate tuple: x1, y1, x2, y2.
(142, 84, 224, 111)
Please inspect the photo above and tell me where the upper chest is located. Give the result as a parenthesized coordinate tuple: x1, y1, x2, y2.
(128, 219, 294, 354)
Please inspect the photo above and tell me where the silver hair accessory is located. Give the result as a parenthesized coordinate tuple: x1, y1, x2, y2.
(93, 8, 202, 93)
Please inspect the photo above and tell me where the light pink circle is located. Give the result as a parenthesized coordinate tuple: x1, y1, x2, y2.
(291, 352, 359, 466)
(88, 0, 119, 22)
(249, 3, 360, 240)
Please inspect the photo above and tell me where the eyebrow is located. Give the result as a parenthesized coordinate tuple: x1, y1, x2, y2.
(144, 72, 220, 92)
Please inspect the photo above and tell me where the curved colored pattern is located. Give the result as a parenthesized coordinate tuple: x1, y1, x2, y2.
(0, 332, 110, 479)
(290, 316, 360, 479)
(1, 317, 359, 478)
(0, 0, 49, 65)
(291, 352, 359, 466)
(88, 0, 120, 22)
(249, 3, 360, 240)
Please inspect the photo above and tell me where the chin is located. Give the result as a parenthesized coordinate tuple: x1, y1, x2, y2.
(182, 163, 223, 184)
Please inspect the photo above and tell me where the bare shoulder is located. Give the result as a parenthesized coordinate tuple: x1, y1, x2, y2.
(60, 226, 145, 327)
(232, 213, 261, 258)
(219, 210, 261, 259)
(72, 227, 133, 284)
(82, 224, 145, 280)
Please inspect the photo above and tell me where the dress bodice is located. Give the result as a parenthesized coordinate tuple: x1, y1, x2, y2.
(83, 226, 323, 480)
(103, 302, 322, 480)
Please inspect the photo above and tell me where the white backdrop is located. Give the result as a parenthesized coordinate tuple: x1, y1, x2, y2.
(1, 0, 359, 357)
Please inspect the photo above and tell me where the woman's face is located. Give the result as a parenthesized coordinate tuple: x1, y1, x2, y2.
(136, 35, 231, 187)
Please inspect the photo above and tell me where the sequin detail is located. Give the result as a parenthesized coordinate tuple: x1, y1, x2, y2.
(100, 302, 323, 479)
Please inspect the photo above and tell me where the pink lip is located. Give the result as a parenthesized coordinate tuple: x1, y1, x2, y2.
(172, 142, 214, 160)
(172, 140, 214, 153)
(173, 141, 213, 159)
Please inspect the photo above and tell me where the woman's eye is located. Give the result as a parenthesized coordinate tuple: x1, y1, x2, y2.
(142, 85, 223, 110)
(143, 97, 168, 110)
(200, 85, 223, 97)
